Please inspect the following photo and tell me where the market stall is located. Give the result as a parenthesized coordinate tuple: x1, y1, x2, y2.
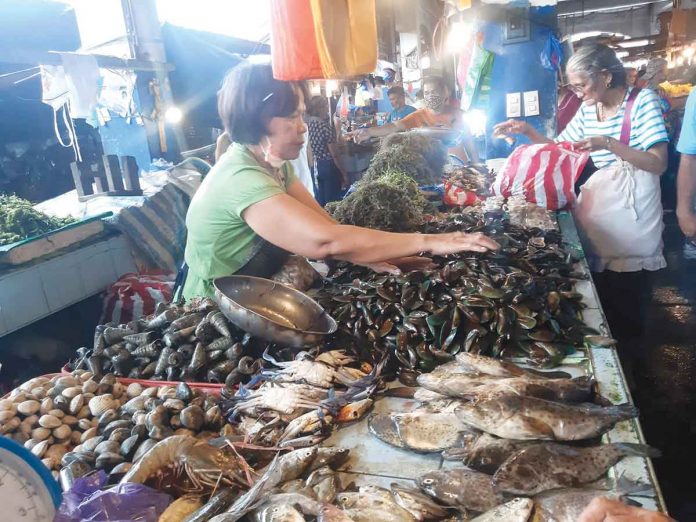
(0, 189, 668, 520)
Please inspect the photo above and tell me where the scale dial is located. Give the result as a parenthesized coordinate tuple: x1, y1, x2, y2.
(0, 437, 61, 521)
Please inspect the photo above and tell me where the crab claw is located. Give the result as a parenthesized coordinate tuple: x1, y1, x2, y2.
(336, 398, 374, 423)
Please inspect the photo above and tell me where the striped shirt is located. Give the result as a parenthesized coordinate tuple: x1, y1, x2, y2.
(557, 88, 668, 169)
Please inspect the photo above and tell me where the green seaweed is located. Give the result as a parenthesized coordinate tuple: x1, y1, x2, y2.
(328, 173, 431, 232)
(0, 195, 74, 246)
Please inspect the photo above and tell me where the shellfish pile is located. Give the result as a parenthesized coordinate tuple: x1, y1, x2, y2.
(318, 209, 596, 384)
(67, 298, 266, 386)
(0, 370, 226, 486)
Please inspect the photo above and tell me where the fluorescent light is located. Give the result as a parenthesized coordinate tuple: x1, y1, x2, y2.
(463, 109, 486, 138)
(164, 107, 183, 124)
(616, 51, 629, 59)
(326, 80, 339, 92)
(617, 39, 651, 48)
(684, 47, 695, 58)
(446, 21, 473, 53)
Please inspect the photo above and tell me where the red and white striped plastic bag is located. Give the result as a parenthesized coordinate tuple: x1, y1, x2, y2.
(492, 142, 589, 210)
(101, 272, 175, 324)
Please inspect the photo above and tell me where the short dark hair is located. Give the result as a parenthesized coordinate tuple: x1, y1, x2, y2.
(306, 95, 329, 118)
(422, 75, 447, 92)
(217, 62, 307, 145)
(387, 86, 406, 97)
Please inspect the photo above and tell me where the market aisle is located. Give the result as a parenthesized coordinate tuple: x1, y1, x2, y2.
(633, 215, 696, 520)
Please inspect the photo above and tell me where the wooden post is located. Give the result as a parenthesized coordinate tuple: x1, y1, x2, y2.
(70, 162, 93, 199)
(103, 155, 125, 192)
(120, 156, 142, 194)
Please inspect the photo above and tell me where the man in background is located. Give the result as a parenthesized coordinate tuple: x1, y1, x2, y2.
(386, 86, 416, 123)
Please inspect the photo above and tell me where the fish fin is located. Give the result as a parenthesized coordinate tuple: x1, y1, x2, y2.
(517, 415, 555, 438)
(615, 443, 662, 458)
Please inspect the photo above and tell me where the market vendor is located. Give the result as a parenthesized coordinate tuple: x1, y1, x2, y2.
(349, 75, 480, 163)
(182, 62, 499, 299)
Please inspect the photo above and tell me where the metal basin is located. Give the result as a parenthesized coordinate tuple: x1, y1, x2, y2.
(213, 275, 337, 348)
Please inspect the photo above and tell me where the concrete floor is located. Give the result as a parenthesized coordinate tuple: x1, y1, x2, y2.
(629, 215, 696, 520)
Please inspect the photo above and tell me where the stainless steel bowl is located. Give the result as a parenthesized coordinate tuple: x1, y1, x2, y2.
(213, 275, 337, 348)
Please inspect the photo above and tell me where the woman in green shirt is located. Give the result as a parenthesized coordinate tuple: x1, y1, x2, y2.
(183, 62, 499, 299)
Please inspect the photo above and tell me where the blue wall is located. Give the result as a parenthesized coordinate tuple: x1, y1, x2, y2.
(482, 5, 558, 159)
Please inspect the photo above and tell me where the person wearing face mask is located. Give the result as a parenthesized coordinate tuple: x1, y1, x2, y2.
(493, 43, 668, 361)
(182, 62, 500, 299)
(349, 75, 479, 163)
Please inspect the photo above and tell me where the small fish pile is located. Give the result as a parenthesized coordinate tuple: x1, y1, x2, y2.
(367, 353, 659, 519)
(0, 369, 228, 487)
(67, 298, 267, 386)
(319, 216, 593, 384)
(219, 350, 379, 448)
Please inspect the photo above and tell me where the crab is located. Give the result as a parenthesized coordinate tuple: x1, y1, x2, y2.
(226, 382, 338, 418)
(262, 349, 367, 388)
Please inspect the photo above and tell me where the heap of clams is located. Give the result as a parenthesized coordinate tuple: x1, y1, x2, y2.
(0, 370, 227, 488)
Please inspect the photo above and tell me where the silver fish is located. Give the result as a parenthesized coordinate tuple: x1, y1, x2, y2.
(255, 504, 305, 522)
(318, 504, 355, 522)
(469, 498, 534, 522)
(455, 394, 638, 440)
(417, 372, 592, 403)
(390, 483, 451, 521)
(494, 442, 660, 495)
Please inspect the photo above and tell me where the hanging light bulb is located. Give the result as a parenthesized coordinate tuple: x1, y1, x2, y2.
(446, 21, 473, 53)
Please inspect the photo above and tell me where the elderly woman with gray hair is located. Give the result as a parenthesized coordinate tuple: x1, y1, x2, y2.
(494, 43, 669, 363)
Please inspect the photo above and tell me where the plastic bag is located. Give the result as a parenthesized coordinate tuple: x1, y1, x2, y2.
(540, 33, 563, 71)
(443, 181, 481, 207)
(460, 37, 495, 111)
(492, 142, 589, 210)
(101, 271, 174, 324)
(272, 255, 320, 291)
(55, 471, 171, 522)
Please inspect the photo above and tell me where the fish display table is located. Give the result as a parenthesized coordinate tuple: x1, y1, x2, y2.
(321, 211, 666, 513)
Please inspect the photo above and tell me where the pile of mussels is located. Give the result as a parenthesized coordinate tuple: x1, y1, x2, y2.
(68, 298, 268, 387)
(317, 209, 596, 384)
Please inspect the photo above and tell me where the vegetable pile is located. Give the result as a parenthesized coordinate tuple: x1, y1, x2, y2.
(0, 195, 74, 246)
(327, 172, 431, 232)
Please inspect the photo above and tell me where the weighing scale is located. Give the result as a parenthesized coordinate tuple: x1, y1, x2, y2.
(0, 437, 62, 521)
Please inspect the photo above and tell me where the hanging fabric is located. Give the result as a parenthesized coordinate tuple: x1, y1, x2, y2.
(309, 0, 377, 78)
(40, 65, 82, 162)
(460, 35, 494, 111)
(270, 0, 377, 80)
(270, 0, 324, 80)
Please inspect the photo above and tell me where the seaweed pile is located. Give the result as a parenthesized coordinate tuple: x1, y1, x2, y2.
(327, 172, 431, 232)
(0, 194, 74, 246)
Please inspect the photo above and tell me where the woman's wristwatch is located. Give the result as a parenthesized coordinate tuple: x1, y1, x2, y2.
(605, 136, 612, 151)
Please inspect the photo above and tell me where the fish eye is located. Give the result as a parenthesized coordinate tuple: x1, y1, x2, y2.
(423, 478, 433, 484)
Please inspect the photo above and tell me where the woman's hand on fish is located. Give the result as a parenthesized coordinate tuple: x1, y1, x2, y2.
(578, 497, 675, 522)
(426, 232, 500, 256)
(359, 256, 436, 275)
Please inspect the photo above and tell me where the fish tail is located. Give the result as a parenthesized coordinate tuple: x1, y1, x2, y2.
(608, 403, 639, 420)
(615, 443, 662, 458)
